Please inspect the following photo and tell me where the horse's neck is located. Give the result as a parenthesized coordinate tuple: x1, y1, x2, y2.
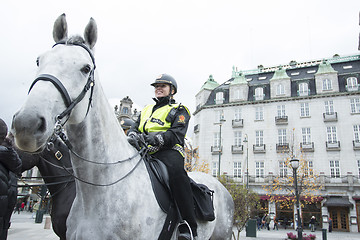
(65, 84, 139, 194)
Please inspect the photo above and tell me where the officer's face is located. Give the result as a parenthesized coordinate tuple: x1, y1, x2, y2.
(154, 84, 171, 98)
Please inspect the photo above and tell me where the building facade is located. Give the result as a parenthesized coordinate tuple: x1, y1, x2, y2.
(193, 54, 360, 232)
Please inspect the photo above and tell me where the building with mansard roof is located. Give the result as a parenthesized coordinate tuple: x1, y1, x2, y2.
(193, 54, 360, 232)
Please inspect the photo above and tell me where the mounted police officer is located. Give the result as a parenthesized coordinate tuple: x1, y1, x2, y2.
(127, 74, 197, 240)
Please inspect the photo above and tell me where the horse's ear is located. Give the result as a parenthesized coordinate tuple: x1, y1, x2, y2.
(84, 17, 97, 49)
(53, 13, 68, 43)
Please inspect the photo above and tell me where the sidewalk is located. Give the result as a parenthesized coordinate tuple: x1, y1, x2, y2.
(235, 227, 360, 240)
(8, 212, 58, 240)
(7, 212, 360, 240)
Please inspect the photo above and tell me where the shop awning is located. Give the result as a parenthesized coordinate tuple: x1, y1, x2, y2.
(352, 196, 360, 201)
(323, 197, 353, 208)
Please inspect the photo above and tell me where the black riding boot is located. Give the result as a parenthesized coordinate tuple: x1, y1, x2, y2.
(153, 150, 198, 238)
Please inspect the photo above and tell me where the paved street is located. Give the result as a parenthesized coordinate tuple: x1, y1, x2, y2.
(7, 212, 360, 239)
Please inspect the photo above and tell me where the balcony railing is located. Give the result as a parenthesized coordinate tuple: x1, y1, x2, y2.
(323, 112, 338, 122)
(231, 145, 244, 154)
(211, 146, 222, 155)
(232, 119, 244, 128)
(253, 144, 266, 153)
(275, 116, 288, 125)
(297, 89, 310, 96)
(194, 124, 200, 133)
(276, 143, 290, 152)
(326, 141, 340, 151)
(346, 85, 359, 92)
(300, 142, 315, 152)
(353, 140, 360, 150)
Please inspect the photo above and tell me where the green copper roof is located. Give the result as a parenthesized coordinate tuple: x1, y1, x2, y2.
(230, 71, 247, 85)
(270, 66, 289, 81)
(200, 75, 219, 91)
(315, 60, 337, 75)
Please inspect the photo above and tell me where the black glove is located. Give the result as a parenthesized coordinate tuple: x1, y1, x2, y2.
(127, 132, 141, 150)
(144, 134, 164, 147)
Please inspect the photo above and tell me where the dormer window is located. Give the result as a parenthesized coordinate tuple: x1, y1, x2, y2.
(346, 77, 358, 91)
(215, 92, 224, 104)
(233, 89, 240, 100)
(254, 87, 264, 100)
(322, 79, 332, 91)
(298, 82, 309, 96)
(276, 84, 285, 96)
(122, 107, 129, 114)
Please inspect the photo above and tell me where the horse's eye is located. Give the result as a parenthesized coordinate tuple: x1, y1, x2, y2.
(81, 65, 91, 74)
(36, 57, 40, 67)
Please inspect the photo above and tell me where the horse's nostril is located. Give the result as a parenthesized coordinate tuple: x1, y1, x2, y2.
(38, 117, 46, 132)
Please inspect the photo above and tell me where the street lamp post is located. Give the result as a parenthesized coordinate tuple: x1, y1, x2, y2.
(243, 134, 249, 188)
(215, 117, 226, 176)
(290, 158, 302, 240)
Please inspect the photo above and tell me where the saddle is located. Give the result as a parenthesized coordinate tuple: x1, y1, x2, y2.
(144, 155, 215, 240)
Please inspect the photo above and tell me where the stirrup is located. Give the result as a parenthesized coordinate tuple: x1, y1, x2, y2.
(177, 220, 194, 240)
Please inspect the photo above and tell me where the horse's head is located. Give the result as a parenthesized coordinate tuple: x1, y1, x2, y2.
(12, 14, 98, 153)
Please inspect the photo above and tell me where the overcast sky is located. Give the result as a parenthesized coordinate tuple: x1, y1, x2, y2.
(1, 0, 359, 128)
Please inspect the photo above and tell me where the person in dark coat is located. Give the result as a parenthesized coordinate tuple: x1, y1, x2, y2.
(127, 74, 196, 240)
(0, 118, 22, 240)
(310, 216, 316, 232)
(328, 217, 333, 232)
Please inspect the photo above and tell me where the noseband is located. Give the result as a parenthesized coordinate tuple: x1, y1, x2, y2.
(28, 40, 96, 121)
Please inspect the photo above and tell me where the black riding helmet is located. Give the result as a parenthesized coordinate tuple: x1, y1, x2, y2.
(151, 74, 177, 95)
(120, 118, 135, 130)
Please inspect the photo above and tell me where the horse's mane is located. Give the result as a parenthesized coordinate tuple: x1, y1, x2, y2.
(64, 35, 85, 45)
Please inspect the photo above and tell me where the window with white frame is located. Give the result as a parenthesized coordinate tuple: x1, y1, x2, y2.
(234, 131, 242, 146)
(278, 129, 287, 145)
(255, 106, 264, 120)
(215, 92, 224, 104)
(276, 84, 285, 95)
(324, 100, 334, 114)
(301, 127, 311, 144)
(357, 160, 360, 177)
(327, 126, 337, 143)
(212, 162, 218, 176)
(255, 162, 264, 178)
(354, 125, 360, 142)
(350, 98, 360, 113)
(329, 160, 340, 178)
(233, 161, 242, 178)
(298, 82, 309, 96)
(233, 89, 241, 100)
(255, 130, 264, 146)
(277, 105, 286, 117)
(215, 110, 224, 122)
(279, 161, 288, 177)
(305, 161, 314, 177)
(255, 87, 264, 100)
(322, 79, 332, 90)
(213, 132, 220, 148)
(346, 77, 358, 91)
(234, 108, 241, 120)
(300, 102, 310, 117)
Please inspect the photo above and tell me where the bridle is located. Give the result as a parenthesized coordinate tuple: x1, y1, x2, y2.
(27, 40, 145, 187)
(28, 40, 96, 122)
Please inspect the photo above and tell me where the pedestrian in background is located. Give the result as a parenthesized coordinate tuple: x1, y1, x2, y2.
(31, 201, 40, 219)
(328, 217, 333, 232)
(0, 118, 22, 240)
(310, 216, 316, 232)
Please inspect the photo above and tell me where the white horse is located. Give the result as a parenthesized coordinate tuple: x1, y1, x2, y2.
(12, 14, 234, 240)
